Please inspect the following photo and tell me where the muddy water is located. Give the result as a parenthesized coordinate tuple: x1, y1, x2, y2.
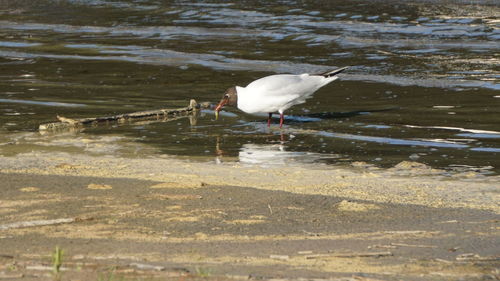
(0, 0, 499, 174)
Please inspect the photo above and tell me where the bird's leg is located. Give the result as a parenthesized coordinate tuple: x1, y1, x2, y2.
(279, 113, 284, 128)
(267, 113, 272, 127)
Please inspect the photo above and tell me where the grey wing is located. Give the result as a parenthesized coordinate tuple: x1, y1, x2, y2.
(246, 74, 323, 98)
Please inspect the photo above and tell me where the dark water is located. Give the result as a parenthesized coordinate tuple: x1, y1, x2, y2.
(0, 0, 499, 174)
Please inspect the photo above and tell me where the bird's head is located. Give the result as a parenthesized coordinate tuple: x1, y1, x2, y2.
(215, 86, 237, 119)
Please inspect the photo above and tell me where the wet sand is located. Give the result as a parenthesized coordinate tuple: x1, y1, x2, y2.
(0, 152, 499, 280)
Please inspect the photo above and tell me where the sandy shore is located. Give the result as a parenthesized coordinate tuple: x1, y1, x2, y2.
(0, 152, 499, 280)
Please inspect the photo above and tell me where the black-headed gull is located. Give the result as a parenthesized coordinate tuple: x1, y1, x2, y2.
(215, 66, 348, 128)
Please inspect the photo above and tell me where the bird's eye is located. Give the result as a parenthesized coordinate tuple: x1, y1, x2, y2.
(224, 95, 229, 98)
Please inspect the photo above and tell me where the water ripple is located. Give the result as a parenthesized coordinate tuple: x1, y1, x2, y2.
(1, 47, 497, 90)
(0, 98, 86, 107)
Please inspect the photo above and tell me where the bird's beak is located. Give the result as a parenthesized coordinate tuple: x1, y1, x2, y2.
(214, 98, 228, 120)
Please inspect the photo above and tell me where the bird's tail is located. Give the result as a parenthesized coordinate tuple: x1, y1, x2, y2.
(316, 66, 349, 78)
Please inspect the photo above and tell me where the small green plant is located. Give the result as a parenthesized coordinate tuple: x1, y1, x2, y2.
(7, 264, 17, 271)
(194, 266, 212, 278)
(97, 267, 124, 281)
(52, 246, 64, 280)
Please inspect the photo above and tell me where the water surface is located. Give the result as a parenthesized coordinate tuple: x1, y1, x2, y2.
(0, 0, 499, 174)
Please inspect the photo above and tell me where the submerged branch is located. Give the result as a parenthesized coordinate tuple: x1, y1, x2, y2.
(39, 99, 211, 131)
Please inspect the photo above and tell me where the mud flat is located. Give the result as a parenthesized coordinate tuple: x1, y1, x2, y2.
(0, 152, 499, 280)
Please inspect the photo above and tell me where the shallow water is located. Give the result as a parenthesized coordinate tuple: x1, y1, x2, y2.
(0, 0, 499, 174)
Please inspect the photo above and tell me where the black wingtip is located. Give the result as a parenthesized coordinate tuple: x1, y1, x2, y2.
(317, 66, 349, 78)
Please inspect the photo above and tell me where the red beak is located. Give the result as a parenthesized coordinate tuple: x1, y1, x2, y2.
(215, 98, 228, 112)
(214, 98, 228, 120)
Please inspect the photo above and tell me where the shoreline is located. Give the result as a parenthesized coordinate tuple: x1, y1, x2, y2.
(0, 152, 499, 280)
(0, 151, 498, 213)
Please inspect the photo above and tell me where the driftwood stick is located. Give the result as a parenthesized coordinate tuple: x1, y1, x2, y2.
(383, 230, 429, 235)
(368, 244, 398, 249)
(0, 217, 91, 230)
(0, 273, 23, 279)
(305, 251, 393, 259)
(39, 99, 211, 131)
(456, 253, 499, 262)
(129, 262, 166, 271)
(390, 242, 437, 248)
(269, 254, 290, 260)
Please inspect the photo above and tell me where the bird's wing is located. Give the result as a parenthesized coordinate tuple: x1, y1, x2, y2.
(246, 74, 324, 98)
(238, 74, 329, 113)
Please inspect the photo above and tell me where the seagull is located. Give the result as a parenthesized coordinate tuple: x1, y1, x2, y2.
(214, 66, 348, 128)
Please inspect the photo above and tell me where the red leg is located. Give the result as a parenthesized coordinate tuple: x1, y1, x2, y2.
(267, 113, 272, 127)
(279, 113, 284, 128)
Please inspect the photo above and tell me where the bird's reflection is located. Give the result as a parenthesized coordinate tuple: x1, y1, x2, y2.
(238, 143, 290, 165)
(238, 143, 337, 165)
(214, 133, 289, 164)
(214, 134, 334, 165)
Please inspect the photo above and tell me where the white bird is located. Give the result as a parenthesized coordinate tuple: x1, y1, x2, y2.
(215, 66, 348, 128)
